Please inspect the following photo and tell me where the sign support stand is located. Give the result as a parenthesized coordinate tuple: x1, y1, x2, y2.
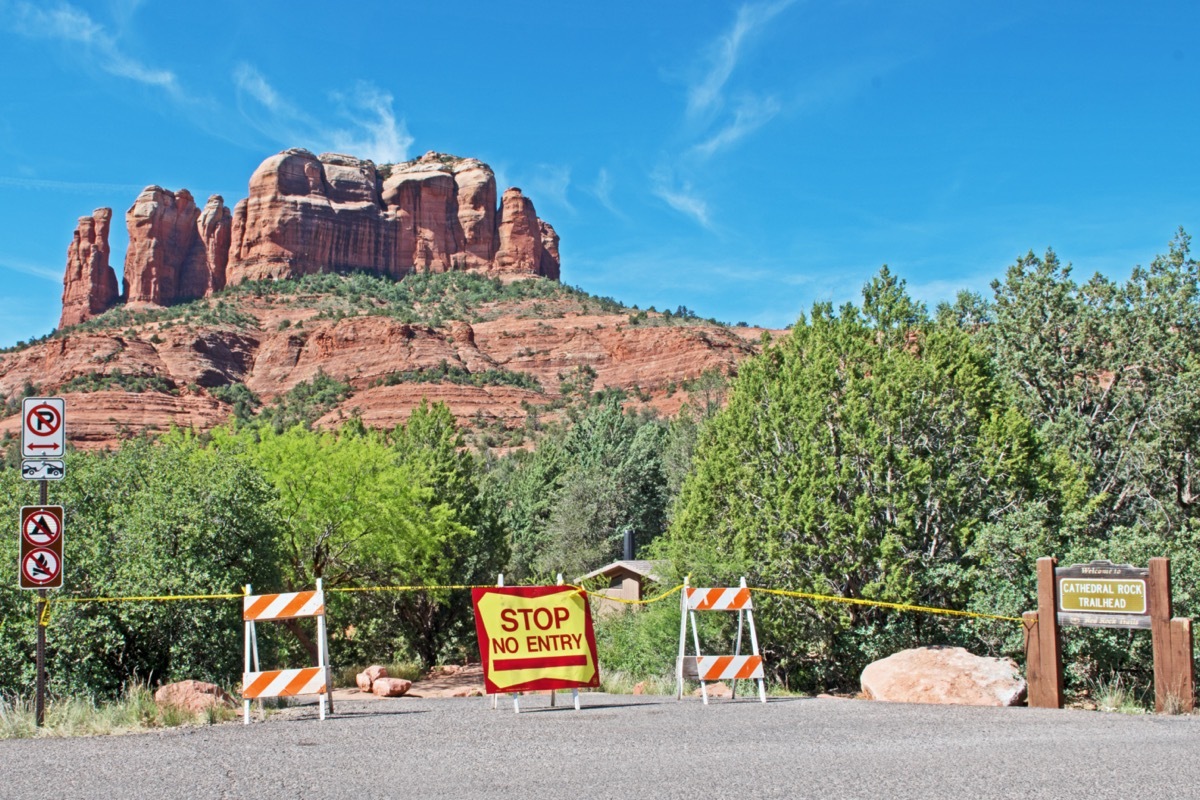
(1025, 556, 1194, 712)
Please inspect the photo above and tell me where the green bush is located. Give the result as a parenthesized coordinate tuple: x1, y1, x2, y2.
(0, 436, 283, 698)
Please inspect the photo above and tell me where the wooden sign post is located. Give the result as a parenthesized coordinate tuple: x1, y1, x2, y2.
(1024, 556, 1194, 713)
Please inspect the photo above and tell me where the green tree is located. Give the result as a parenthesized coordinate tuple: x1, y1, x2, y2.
(387, 402, 508, 666)
(970, 232, 1200, 689)
(0, 435, 282, 697)
(660, 268, 1043, 689)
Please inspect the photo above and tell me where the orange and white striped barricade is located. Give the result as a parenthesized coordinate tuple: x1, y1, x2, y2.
(242, 579, 333, 723)
(676, 576, 766, 704)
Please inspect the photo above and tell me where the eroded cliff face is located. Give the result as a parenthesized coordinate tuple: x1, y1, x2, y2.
(228, 149, 549, 283)
(2, 287, 773, 452)
(62, 149, 559, 325)
(122, 188, 232, 308)
(60, 208, 119, 328)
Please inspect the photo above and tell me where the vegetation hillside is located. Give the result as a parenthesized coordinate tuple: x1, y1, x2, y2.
(2, 231, 1199, 709)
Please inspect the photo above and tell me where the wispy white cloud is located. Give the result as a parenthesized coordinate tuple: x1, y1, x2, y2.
(234, 65, 414, 163)
(690, 95, 781, 158)
(652, 173, 711, 228)
(658, 1, 797, 229)
(523, 164, 573, 214)
(588, 168, 628, 219)
(0, 176, 145, 193)
(0, 256, 61, 282)
(328, 84, 413, 164)
(7, 1, 182, 95)
(686, 0, 796, 119)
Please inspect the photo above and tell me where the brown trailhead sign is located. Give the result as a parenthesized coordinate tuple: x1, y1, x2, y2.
(1057, 560, 1149, 630)
(19, 506, 63, 590)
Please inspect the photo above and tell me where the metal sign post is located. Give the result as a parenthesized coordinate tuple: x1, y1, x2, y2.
(37, 481, 46, 728)
(19, 397, 65, 728)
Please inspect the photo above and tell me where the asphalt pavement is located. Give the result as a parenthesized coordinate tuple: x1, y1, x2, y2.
(2, 694, 1197, 799)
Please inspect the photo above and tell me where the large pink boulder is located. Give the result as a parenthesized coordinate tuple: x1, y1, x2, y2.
(860, 646, 1027, 706)
(372, 677, 412, 698)
(356, 664, 390, 692)
(154, 680, 235, 714)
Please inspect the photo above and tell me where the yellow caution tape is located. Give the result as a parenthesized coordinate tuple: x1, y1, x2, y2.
(749, 587, 1024, 623)
(50, 592, 246, 604)
(27, 581, 1021, 627)
(328, 584, 491, 594)
(36, 591, 246, 627)
(586, 584, 685, 606)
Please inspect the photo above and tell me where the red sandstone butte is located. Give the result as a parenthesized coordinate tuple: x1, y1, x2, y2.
(60, 208, 119, 327)
(61, 148, 561, 328)
(123, 187, 232, 308)
(227, 149, 558, 284)
(494, 187, 544, 274)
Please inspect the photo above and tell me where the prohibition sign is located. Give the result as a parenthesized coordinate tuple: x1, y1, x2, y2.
(22, 548, 60, 585)
(23, 509, 61, 546)
(25, 403, 62, 438)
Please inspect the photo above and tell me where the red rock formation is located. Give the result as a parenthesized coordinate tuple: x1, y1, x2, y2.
(494, 188, 543, 275)
(227, 149, 556, 285)
(539, 220, 561, 281)
(381, 162, 460, 274)
(452, 160, 498, 269)
(6, 283, 779, 451)
(60, 208, 119, 327)
(230, 149, 391, 282)
(63, 148, 560, 326)
(125, 188, 233, 305)
(192, 195, 231, 296)
(124, 187, 201, 306)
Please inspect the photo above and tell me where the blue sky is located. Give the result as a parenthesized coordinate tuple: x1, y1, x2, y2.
(0, 1, 1197, 347)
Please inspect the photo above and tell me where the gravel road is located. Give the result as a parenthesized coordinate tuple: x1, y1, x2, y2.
(2, 694, 1197, 799)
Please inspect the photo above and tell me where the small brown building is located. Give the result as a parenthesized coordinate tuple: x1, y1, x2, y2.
(578, 560, 666, 612)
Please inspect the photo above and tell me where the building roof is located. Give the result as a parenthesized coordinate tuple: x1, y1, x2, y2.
(578, 559, 666, 583)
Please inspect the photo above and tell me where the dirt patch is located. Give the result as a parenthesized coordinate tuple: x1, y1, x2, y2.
(405, 664, 486, 698)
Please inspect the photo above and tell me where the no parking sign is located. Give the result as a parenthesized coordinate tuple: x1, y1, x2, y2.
(21, 398, 65, 459)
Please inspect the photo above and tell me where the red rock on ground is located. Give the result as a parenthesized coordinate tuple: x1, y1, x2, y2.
(860, 646, 1027, 706)
(371, 677, 412, 698)
(356, 672, 373, 692)
(154, 680, 235, 714)
(60, 208, 119, 327)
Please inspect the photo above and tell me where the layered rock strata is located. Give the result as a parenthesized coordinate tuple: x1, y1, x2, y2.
(62, 149, 560, 324)
(228, 149, 557, 283)
(124, 188, 231, 307)
(60, 209, 119, 328)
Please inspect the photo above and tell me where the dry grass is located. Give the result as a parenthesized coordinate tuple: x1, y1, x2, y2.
(0, 681, 238, 739)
